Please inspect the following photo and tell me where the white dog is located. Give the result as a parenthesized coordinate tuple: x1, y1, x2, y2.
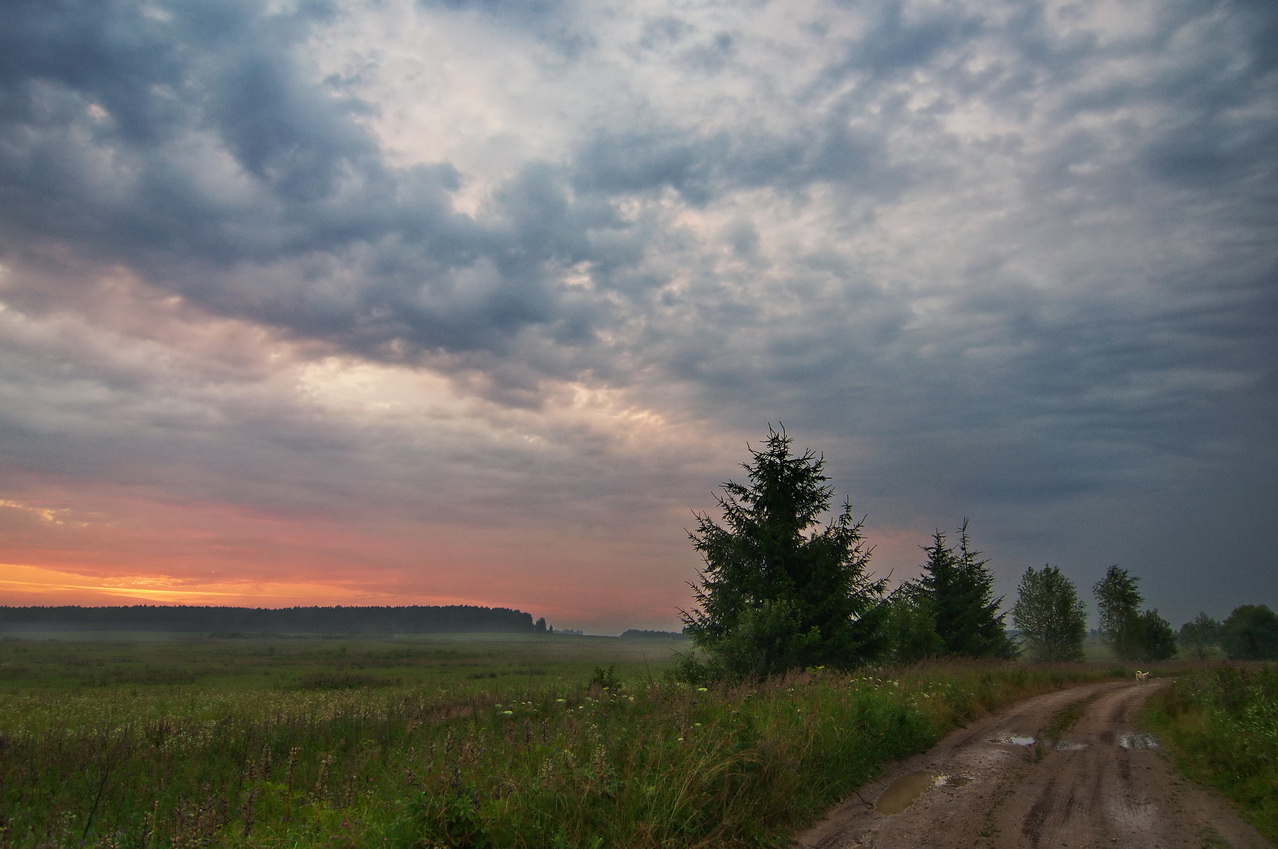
(1135, 670, 1150, 684)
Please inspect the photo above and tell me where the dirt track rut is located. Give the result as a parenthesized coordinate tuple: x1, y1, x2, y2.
(793, 679, 1273, 849)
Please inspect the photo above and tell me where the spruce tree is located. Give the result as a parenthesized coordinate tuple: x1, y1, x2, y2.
(682, 425, 887, 680)
(918, 521, 1016, 659)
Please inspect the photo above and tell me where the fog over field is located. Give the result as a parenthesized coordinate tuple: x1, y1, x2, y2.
(1, 0, 1275, 633)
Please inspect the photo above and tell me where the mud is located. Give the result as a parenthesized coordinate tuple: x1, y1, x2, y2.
(989, 735, 1036, 746)
(793, 679, 1273, 849)
(875, 771, 973, 815)
(875, 771, 942, 814)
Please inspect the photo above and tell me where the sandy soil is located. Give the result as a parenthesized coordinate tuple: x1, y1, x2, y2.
(793, 679, 1273, 849)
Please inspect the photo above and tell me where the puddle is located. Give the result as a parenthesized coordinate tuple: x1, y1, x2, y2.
(873, 772, 969, 814)
(1118, 733, 1159, 749)
(1054, 740, 1088, 751)
(989, 735, 1036, 746)
(876, 771, 942, 814)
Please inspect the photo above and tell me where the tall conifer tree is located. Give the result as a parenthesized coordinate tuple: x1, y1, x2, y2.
(682, 426, 887, 680)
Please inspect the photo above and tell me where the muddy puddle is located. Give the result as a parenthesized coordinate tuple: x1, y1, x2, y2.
(1118, 732, 1159, 749)
(988, 735, 1036, 746)
(875, 772, 970, 815)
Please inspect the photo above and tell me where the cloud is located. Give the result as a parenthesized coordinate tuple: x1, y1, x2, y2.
(0, 0, 1274, 630)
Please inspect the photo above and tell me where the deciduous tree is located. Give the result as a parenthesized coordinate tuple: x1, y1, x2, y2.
(1094, 565, 1144, 661)
(1138, 609, 1177, 662)
(882, 582, 944, 665)
(1178, 612, 1221, 661)
(1012, 565, 1086, 662)
(1220, 605, 1278, 660)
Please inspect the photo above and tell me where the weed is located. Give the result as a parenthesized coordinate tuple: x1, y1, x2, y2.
(1147, 664, 1278, 843)
(589, 665, 620, 691)
(0, 637, 1129, 848)
(1042, 692, 1098, 743)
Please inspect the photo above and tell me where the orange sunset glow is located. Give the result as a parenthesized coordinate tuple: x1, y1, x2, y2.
(2, 0, 1275, 634)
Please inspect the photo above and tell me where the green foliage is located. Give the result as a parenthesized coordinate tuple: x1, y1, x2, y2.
(1178, 612, 1222, 661)
(882, 584, 944, 665)
(1137, 609, 1178, 662)
(1220, 605, 1278, 660)
(682, 426, 887, 680)
(589, 664, 621, 691)
(1147, 665, 1278, 843)
(0, 604, 537, 635)
(680, 598, 827, 683)
(915, 522, 1016, 659)
(1012, 565, 1087, 662)
(0, 636, 1123, 849)
(1094, 565, 1145, 661)
(618, 629, 685, 640)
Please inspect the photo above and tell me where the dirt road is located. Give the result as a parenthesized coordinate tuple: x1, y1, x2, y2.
(794, 679, 1273, 849)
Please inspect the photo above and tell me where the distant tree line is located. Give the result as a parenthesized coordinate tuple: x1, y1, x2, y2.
(1178, 605, 1278, 662)
(619, 629, 687, 640)
(0, 605, 538, 636)
(678, 426, 1278, 683)
(1013, 565, 1277, 664)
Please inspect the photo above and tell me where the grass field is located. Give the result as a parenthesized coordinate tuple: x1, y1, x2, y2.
(0, 634, 1195, 848)
(0, 632, 681, 699)
(1146, 664, 1278, 844)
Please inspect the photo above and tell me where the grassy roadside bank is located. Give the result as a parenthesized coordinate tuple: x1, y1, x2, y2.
(0, 636, 1128, 848)
(1145, 664, 1278, 844)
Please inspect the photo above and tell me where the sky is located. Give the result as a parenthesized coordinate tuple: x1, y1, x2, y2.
(1, 0, 1275, 635)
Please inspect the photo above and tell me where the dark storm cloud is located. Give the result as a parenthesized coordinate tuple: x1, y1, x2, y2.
(3, 0, 1272, 397)
(571, 119, 911, 207)
(0, 0, 633, 391)
(828, 0, 984, 76)
(1, 0, 1275, 626)
(419, 0, 565, 22)
(416, 0, 591, 61)
(0, 1, 379, 254)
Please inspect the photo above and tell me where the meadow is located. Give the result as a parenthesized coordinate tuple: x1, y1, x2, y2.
(0, 634, 1169, 847)
(1146, 664, 1278, 843)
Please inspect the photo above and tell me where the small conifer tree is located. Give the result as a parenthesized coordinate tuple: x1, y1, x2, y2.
(917, 521, 1016, 659)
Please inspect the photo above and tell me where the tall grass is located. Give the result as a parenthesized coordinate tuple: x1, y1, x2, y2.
(1146, 664, 1278, 843)
(0, 638, 1120, 848)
